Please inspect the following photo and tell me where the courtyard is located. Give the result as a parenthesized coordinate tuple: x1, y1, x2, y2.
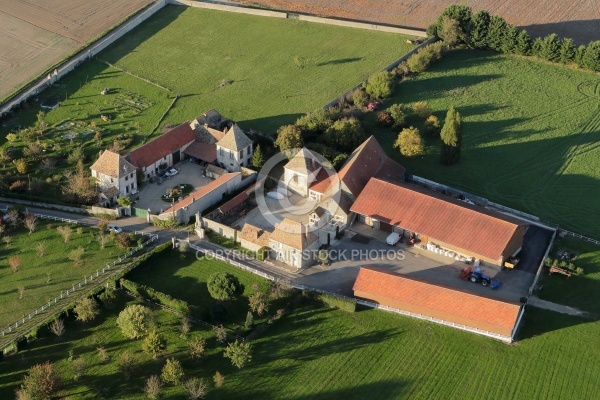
(134, 161, 212, 214)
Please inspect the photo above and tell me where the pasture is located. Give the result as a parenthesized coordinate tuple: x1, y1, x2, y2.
(365, 49, 600, 239)
(0, 289, 598, 399)
(0, 223, 127, 328)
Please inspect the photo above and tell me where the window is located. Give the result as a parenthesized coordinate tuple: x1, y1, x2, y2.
(125, 175, 128, 181)
(230, 151, 234, 160)
(239, 149, 244, 158)
(219, 148, 224, 156)
(130, 173, 134, 178)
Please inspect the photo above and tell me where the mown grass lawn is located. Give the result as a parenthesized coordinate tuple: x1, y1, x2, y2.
(363, 49, 600, 239)
(128, 251, 271, 329)
(0, 223, 128, 328)
(537, 236, 600, 314)
(0, 292, 598, 400)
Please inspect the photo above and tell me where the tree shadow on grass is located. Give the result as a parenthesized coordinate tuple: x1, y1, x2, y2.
(238, 113, 305, 137)
(317, 57, 364, 67)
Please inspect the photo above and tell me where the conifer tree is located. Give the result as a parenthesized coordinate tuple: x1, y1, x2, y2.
(559, 38, 576, 64)
(469, 10, 490, 48)
(501, 24, 519, 54)
(440, 107, 462, 165)
(486, 15, 507, 51)
(250, 144, 264, 168)
(515, 30, 532, 55)
(582, 41, 600, 71)
(540, 34, 561, 62)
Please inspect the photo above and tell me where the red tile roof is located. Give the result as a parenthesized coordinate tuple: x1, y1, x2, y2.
(353, 267, 521, 337)
(338, 136, 405, 198)
(309, 169, 339, 195)
(217, 189, 249, 214)
(129, 122, 196, 168)
(184, 141, 217, 163)
(162, 173, 240, 214)
(350, 179, 526, 261)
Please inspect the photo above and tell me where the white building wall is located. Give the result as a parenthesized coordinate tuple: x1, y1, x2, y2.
(217, 144, 253, 172)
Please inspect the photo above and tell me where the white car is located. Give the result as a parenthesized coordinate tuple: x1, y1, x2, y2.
(267, 191, 284, 200)
(386, 232, 400, 246)
(165, 168, 179, 177)
(107, 224, 122, 234)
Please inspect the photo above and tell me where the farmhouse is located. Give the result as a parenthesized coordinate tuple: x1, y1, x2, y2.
(158, 172, 242, 224)
(216, 125, 254, 172)
(283, 148, 325, 197)
(353, 267, 524, 342)
(269, 218, 319, 269)
(350, 179, 528, 267)
(128, 122, 196, 178)
(239, 223, 270, 252)
(90, 150, 137, 205)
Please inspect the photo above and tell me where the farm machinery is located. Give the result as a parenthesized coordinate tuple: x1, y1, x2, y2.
(460, 267, 502, 289)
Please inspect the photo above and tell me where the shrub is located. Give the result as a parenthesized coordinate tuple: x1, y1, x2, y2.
(274, 124, 303, 152)
(213, 324, 227, 343)
(224, 340, 252, 369)
(116, 350, 138, 380)
(295, 108, 334, 136)
(365, 71, 394, 99)
(96, 346, 109, 364)
(74, 297, 99, 322)
(207, 272, 243, 301)
(14, 158, 28, 174)
(413, 101, 432, 118)
(318, 293, 357, 313)
(249, 291, 269, 316)
(182, 377, 209, 399)
(188, 337, 207, 360)
(407, 52, 426, 74)
(116, 304, 153, 339)
(161, 358, 185, 385)
(213, 371, 225, 388)
(71, 357, 87, 381)
(376, 111, 394, 127)
(56, 225, 72, 243)
(386, 104, 408, 127)
(576, 267, 585, 275)
(49, 319, 65, 337)
(142, 330, 166, 359)
(394, 127, 425, 158)
(425, 115, 441, 137)
(351, 89, 369, 109)
(324, 118, 366, 152)
(9, 256, 21, 273)
(69, 246, 85, 267)
(35, 241, 47, 257)
(153, 217, 179, 229)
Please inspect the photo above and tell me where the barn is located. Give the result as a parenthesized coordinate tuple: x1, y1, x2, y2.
(350, 178, 528, 267)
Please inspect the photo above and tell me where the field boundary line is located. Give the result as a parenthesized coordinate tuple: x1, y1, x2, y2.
(94, 57, 173, 92)
(147, 95, 179, 140)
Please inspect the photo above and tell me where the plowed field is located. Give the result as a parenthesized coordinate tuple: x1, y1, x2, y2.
(0, 0, 152, 101)
(235, 0, 600, 43)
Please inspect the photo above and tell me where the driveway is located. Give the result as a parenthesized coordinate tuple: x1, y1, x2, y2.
(135, 162, 212, 214)
(296, 229, 543, 304)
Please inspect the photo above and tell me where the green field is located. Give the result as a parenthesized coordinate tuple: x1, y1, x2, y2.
(0, 223, 127, 328)
(1, 289, 599, 399)
(538, 237, 600, 314)
(364, 50, 600, 239)
(128, 251, 271, 329)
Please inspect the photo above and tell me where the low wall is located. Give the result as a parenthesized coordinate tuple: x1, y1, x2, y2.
(0, 0, 168, 116)
(297, 14, 427, 37)
(202, 217, 238, 240)
(171, 0, 287, 18)
(90, 206, 119, 217)
(0, 197, 89, 215)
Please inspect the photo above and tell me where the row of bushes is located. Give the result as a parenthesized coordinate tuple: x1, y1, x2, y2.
(544, 257, 584, 275)
(317, 292, 356, 313)
(431, 4, 600, 72)
(120, 278, 200, 317)
(152, 216, 179, 229)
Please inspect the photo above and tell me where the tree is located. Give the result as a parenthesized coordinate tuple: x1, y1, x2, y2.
(49, 319, 65, 337)
(116, 350, 138, 380)
(364, 71, 394, 99)
(487, 15, 507, 51)
(66, 147, 85, 166)
(426, 24, 437, 38)
(161, 358, 184, 385)
(14, 158, 27, 174)
(207, 272, 243, 301)
(352, 89, 369, 109)
(531, 37, 543, 57)
(69, 246, 85, 267)
(224, 340, 252, 369)
(540, 34, 561, 62)
(407, 52, 426, 74)
(74, 297, 99, 322)
(244, 311, 254, 329)
(142, 330, 165, 359)
(144, 375, 162, 400)
(412, 101, 432, 118)
(425, 115, 441, 137)
(317, 248, 329, 266)
(117, 304, 153, 339)
(515, 30, 532, 55)
(295, 109, 333, 136)
(386, 104, 409, 128)
(182, 378, 208, 400)
(23, 213, 38, 235)
(575, 44, 587, 67)
(213, 371, 225, 388)
(213, 324, 227, 343)
(376, 111, 394, 127)
(18, 362, 61, 400)
(501, 24, 519, 54)
(188, 337, 207, 360)
(117, 196, 132, 207)
(582, 41, 600, 71)
(249, 291, 268, 316)
(6, 132, 17, 142)
(469, 10, 490, 48)
(559, 38, 576, 64)
(439, 16, 463, 47)
(250, 144, 264, 168)
(440, 107, 462, 165)
(71, 357, 87, 381)
(324, 118, 366, 151)
(0, 146, 12, 166)
(61, 165, 98, 205)
(394, 127, 425, 158)
(274, 125, 303, 152)
(436, 4, 472, 38)
(180, 318, 191, 338)
(5, 208, 20, 228)
(56, 225, 72, 243)
(9, 256, 21, 273)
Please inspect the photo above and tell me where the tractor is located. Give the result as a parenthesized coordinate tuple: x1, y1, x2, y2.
(460, 266, 502, 289)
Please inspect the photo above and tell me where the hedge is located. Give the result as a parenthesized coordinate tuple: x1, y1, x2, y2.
(318, 293, 356, 313)
(120, 278, 200, 317)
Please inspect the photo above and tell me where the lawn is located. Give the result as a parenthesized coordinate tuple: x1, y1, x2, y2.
(1, 292, 599, 400)
(537, 236, 600, 314)
(0, 223, 128, 328)
(128, 251, 271, 329)
(98, 5, 416, 135)
(363, 49, 600, 239)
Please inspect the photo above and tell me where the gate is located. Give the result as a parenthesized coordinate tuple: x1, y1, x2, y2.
(132, 207, 148, 219)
